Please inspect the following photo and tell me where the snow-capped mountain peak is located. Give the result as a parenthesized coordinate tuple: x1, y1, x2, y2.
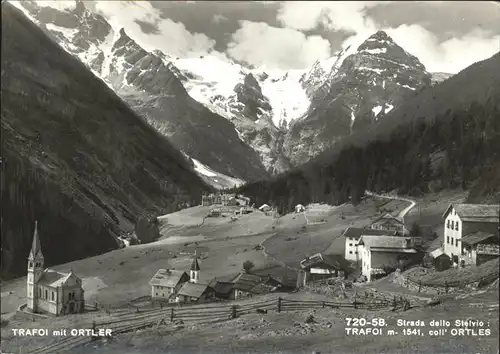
(9, 0, 454, 178)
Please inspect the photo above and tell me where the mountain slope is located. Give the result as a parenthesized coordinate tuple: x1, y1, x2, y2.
(239, 52, 500, 210)
(1, 3, 211, 279)
(283, 31, 432, 166)
(11, 0, 270, 182)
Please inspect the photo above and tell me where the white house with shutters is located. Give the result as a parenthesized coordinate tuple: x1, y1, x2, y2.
(442, 204, 499, 265)
(26, 221, 84, 316)
(443, 204, 500, 263)
(342, 227, 398, 262)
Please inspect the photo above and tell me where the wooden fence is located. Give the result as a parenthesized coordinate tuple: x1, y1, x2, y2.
(405, 271, 499, 293)
(27, 296, 407, 354)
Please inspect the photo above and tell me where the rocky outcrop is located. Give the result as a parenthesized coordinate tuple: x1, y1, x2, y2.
(233, 74, 272, 121)
(1, 3, 210, 279)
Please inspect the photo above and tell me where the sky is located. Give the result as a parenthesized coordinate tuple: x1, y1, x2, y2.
(80, 1, 498, 73)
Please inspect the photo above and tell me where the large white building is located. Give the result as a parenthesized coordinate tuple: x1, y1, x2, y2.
(27, 221, 85, 315)
(442, 204, 499, 264)
(342, 227, 397, 262)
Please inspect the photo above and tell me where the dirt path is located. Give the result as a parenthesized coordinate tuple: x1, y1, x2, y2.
(365, 190, 417, 219)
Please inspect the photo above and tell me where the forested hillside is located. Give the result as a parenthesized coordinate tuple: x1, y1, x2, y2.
(239, 53, 500, 211)
(1, 3, 211, 279)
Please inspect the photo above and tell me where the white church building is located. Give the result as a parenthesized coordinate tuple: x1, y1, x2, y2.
(27, 221, 85, 315)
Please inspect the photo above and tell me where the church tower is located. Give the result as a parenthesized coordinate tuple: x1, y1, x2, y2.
(27, 221, 44, 312)
(189, 251, 200, 284)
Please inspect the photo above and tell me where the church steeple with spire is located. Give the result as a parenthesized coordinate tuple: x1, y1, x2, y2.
(27, 221, 44, 312)
(190, 250, 200, 283)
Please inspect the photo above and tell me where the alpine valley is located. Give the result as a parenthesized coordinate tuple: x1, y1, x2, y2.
(9, 0, 454, 182)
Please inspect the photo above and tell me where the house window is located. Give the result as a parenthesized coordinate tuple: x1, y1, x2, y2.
(39, 288, 42, 297)
(29, 261, 33, 268)
(455, 223, 459, 231)
(156, 293, 158, 296)
(45, 290, 48, 299)
(447, 236, 450, 244)
(451, 237, 454, 245)
(349, 251, 353, 254)
(355, 251, 358, 254)
(51, 292, 54, 301)
(349, 243, 353, 247)
(455, 239, 459, 247)
(446, 220, 449, 228)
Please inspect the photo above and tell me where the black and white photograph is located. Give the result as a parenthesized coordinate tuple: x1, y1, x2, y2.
(1, 1, 499, 353)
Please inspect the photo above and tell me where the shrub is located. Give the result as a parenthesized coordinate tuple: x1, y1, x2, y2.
(243, 260, 255, 273)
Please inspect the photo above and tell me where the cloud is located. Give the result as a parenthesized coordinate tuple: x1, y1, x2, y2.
(386, 25, 500, 73)
(94, 1, 218, 58)
(211, 14, 228, 24)
(276, 1, 499, 73)
(227, 21, 331, 70)
(277, 1, 381, 33)
(34, 0, 77, 12)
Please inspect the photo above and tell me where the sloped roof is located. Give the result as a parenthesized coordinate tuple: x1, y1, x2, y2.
(149, 269, 188, 288)
(321, 254, 349, 269)
(38, 269, 72, 288)
(232, 273, 263, 292)
(359, 235, 414, 249)
(29, 221, 43, 259)
(342, 227, 396, 240)
(177, 282, 212, 298)
(300, 253, 348, 270)
(462, 232, 497, 246)
(371, 213, 404, 225)
(249, 283, 273, 294)
(211, 281, 234, 295)
(443, 204, 499, 222)
(300, 253, 324, 269)
(429, 248, 444, 258)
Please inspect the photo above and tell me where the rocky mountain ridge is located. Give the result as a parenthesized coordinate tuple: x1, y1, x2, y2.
(11, 0, 269, 183)
(283, 31, 433, 165)
(1, 2, 211, 278)
(10, 1, 455, 177)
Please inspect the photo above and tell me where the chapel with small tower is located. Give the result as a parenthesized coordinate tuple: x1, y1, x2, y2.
(26, 221, 85, 316)
(189, 252, 201, 283)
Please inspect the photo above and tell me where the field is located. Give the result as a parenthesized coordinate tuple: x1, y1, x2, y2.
(2, 191, 498, 353)
(97, 288, 499, 354)
(2, 196, 408, 313)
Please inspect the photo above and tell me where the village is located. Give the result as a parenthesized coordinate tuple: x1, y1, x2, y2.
(2, 190, 499, 353)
